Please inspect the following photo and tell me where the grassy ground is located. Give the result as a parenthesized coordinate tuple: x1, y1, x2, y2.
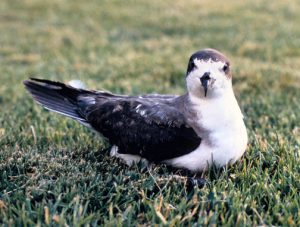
(0, 0, 300, 225)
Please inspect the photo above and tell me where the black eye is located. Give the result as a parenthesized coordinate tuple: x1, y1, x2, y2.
(190, 60, 196, 69)
(187, 59, 197, 75)
(223, 64, 229, 73)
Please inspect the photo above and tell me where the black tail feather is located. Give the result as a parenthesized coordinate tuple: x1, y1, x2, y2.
(24, 78, 89, 122)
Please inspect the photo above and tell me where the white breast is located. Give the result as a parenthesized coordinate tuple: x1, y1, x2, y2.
(165, 91, 248, 172)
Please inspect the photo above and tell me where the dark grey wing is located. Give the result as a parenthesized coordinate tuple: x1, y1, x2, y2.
(86, 99, 201, 162)
(24, 78, 201, 162)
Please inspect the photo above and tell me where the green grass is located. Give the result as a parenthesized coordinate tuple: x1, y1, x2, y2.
(1, 0, 300, 225)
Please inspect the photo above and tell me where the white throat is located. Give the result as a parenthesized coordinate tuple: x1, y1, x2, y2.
(186, 88, 244, 137)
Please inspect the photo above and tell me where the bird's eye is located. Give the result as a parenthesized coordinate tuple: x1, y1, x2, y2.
(190, 61, 196, 69)
(223, 64, 229, 73)
(186, 60, 197, 75)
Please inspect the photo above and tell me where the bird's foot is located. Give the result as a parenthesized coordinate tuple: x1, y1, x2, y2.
(186, 177, 207, 188)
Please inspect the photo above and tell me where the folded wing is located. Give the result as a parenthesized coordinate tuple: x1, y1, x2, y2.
(24, 78, 201, 162)
(86, 100, 201, 162)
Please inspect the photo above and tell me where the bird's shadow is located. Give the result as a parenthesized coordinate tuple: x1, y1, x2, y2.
(76, 146, 233, 197)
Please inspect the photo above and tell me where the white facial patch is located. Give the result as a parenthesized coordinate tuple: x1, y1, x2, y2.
(186, 58, 232, 98)
(193, 58, 225, 76)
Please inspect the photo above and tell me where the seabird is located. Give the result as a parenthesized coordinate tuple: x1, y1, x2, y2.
(24, 48, 248, 172)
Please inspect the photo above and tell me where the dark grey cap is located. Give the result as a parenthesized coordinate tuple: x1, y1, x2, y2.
(186, 49, 230, 76)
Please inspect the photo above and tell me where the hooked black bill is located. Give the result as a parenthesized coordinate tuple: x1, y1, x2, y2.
(200, 72, 211, 97)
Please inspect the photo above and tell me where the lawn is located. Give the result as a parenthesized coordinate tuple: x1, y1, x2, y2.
(0, 0, 300, 225)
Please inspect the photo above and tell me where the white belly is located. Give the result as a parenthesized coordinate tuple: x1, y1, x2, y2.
(165, 93, 248, 172)
(165, 124, 248, 172)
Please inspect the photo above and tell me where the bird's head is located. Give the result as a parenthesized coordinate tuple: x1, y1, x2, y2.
(186, 49, 232, 99)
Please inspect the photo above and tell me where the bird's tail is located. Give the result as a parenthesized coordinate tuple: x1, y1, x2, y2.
(23, 78, 94, 124)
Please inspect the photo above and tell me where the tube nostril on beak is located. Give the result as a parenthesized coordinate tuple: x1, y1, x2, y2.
(201, 72, 211, 80)
(200, 72, 210, 97)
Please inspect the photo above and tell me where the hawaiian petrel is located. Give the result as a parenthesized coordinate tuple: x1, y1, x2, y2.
(24, 48, 248, 172)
